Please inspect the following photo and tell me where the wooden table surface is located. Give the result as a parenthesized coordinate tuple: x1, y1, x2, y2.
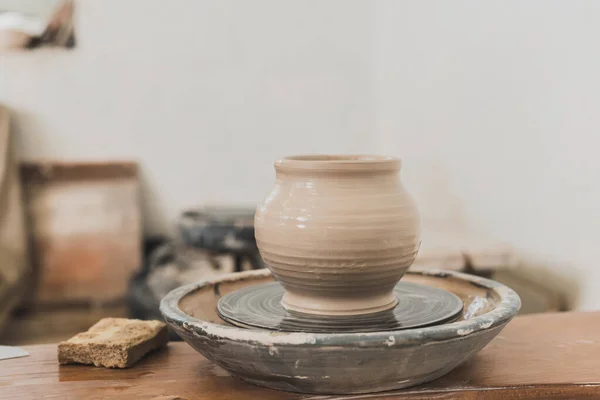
(1, 312, 600, 399)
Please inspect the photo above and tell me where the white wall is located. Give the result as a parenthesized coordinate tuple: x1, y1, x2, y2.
(2, 1, 600, 309)
(0, 0, 374, 234)
(375, 0, 600, 310)
(0, 0, 61, 16)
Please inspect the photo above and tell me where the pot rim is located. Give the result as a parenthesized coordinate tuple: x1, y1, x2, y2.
(160, 268, 521, 348)
(275, 154, 400, 173)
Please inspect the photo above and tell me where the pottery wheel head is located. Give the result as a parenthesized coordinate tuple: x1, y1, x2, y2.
(216, 281, 463, 333)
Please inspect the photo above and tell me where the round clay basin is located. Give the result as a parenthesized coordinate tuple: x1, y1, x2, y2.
(160, 268, 521, 395)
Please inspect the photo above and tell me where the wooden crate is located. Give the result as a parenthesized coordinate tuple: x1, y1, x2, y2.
(21, 162, 141, 305)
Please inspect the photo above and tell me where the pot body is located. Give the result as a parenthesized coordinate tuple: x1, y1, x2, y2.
(255, 155, 420, 315)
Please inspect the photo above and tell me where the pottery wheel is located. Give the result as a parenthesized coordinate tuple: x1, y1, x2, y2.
(217, 282, 463, 333)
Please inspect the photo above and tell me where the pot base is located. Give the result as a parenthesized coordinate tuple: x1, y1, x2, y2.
(281, 290, 399, 316)
(216, 281, 463, 333)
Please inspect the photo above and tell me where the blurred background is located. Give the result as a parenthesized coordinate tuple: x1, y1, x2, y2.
(0, 0, 597, 344)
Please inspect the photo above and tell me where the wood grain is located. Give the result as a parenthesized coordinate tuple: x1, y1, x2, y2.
(20, 162, 138, 183)
(1, 312, 600, 399)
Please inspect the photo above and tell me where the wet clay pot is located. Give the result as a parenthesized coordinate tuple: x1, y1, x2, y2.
(255, 155, 420, 315)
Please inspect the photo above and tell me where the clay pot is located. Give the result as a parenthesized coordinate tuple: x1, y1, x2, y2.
(255, 155, 420, 315)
